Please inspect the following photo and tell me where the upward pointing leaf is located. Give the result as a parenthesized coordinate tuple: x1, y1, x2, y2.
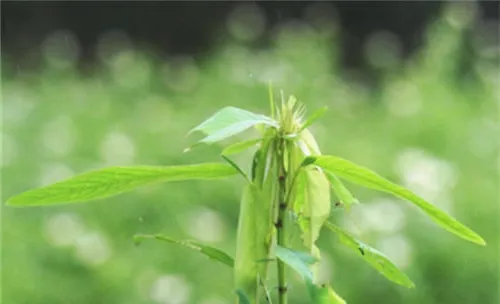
(188, 107, 278, 145)
(134, 234, 234, 267)
(299, 106, 328, 132)
(7, 163, 238, 206)
(309, 155, 486, 246)
(324, 222, 415, 288)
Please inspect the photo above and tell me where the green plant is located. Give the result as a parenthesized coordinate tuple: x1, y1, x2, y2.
(6, 87, 485, 304)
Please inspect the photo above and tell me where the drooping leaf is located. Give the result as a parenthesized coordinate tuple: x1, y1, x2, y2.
(188, 107, 278, 145)
(287, 130, 330, 283)
(309, 155, 486, 246)
(307, 281, 347, 304)
(324, 222, 414, 288)
(300, 106, 328, 132)
(134, 234, 234, 268)
(294, 168, 331, 260)
(275, 245, 317, 281)
(324, 171, 359, 211)
(7, 163, 238, 206)
(221, 138, 262, 156)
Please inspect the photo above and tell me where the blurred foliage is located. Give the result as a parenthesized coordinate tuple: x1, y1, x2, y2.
(2, 4, 499, 304)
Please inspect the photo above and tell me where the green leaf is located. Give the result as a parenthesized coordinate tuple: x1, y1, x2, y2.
(188, 107, 278, 145)
(221, 138, 262, 156)
(221, 155, 250, 182)
(300, 106, 328, 132)
(324, 171, 359, 211)
(307, 282, 347, 304)
(324, 222, 414, 288)
(275, 245, 317, 281)
(310, 155, 486, 246)
(292, 165, 331, 278)
(7, 163, 238, 206)
(134, 234, 234, 267)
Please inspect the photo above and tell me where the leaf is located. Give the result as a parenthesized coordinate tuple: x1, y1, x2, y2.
(325, 222, 414, 288)
(324, 171, 359, 211)
(134, 234, 234, 267)
(307, 282, 347, 304)
(310, 155, 486, 246)
(275, 245, 317, 281)
(221, 138, 262, 156)
(294, 168, 331, 259)
(300, 106, 328, 132)
(188, 107, 278, 145)
(7, 163, 238, 206)
(287, 131, 330, 283)
(221, 155, 250, 182)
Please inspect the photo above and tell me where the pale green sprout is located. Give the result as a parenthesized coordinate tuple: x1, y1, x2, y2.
(6, 88, 485, 304)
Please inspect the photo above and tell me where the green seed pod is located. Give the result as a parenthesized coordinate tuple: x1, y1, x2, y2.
(235, 132, 279, 303)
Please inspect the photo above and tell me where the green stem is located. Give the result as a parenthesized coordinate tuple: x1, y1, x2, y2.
(276, 138, 288, 304)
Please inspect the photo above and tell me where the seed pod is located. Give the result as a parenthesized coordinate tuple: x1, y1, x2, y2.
(235, 132, 278, 303)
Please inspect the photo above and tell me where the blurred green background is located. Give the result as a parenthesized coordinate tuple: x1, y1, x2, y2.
(2, 2, 499, 304)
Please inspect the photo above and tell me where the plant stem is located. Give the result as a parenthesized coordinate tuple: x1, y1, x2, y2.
(276, 138, 288, 304)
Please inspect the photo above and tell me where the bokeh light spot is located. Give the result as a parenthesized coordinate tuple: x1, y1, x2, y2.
(40, 115, 77, 157)
(42, 29, 80, 69)
(99, 131, 136, 165)
(150, 275, 191, 304)
(227, 4, 266, 42)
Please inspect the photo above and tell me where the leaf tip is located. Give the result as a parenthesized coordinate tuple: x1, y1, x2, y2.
(474, 236, 487, 246)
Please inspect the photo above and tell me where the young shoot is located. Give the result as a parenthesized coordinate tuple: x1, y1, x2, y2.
(6, 87, 485, 304)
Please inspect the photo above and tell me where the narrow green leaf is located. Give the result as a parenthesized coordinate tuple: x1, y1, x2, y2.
(221, 138, 262, 156)
(324, 222, 414, 288)
(324, 171, 359, 211)
(275, 245, 317, 281)
(300, 106, 328, 132)
(134, 234, 234, 267)
(311, 155, 486, 246)
(188, 107, 278, 145)
(307, 282, 347, 304)
(221, 155, 250, 182)
(7, 163, 238, 206)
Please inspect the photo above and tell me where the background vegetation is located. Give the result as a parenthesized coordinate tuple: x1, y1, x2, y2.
(2, 3, 498, 304)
